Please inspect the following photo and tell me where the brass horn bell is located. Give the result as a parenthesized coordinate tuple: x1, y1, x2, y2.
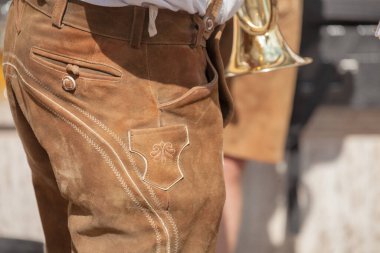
(225, 0, 312, 77)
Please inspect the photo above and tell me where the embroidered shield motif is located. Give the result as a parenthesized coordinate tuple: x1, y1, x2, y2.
(129, 125, 189, 190)
(150, 141, 176, 163)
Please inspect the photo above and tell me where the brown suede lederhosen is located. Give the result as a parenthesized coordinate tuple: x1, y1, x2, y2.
(3, 0, 233, 252)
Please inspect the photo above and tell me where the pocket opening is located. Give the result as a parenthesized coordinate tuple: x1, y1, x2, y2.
(30, 47, 122, 80)
(158, 53, 218, 109)
(205, 53, 218, 86)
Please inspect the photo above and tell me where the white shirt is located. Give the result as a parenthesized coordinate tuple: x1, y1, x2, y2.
(80, 0, 243, 24)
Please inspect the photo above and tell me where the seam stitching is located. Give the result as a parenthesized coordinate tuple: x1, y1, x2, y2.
(6, 53, 180, 253)
(4, 58, 169, 253)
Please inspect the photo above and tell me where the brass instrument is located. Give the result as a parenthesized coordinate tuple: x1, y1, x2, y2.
(225, 0, 312, 77)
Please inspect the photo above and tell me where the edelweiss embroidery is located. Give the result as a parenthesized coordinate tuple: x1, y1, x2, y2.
(150, 141, 176, 163)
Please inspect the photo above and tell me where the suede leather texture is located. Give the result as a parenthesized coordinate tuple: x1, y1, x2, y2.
(220, 0, 303, 163)
(3, 0, 232, 252)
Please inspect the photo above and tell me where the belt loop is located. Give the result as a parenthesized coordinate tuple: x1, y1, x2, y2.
(14, 0, 26, 34)
(130, 6, 147, 49)
(51, 0, 68, 28)
(191, 15, 206, 48)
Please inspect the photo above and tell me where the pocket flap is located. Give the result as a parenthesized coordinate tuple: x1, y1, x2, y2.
(128, 125, 190, 191)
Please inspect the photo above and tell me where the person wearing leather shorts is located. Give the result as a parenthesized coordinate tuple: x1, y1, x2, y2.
(2, 0, 240, 252)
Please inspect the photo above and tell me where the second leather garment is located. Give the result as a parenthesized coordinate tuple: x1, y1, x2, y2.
(220, 0, 303, 163)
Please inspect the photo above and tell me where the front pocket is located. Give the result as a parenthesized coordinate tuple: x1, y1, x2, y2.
(30, 46, 122, 81)
(156, 53, 220, 125)
(128, 125, 189, 191)
(158, 53, 218, 110)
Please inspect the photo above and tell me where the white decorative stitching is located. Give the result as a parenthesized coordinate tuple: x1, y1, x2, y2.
(150, 141, 176, 163)
(4, 61, 167, 253)
(129, 129, 189, 192)
(165, 211, 180, 252)
(5, 74, 18, 78)
(49, 106, 163, 253)
(5, 53, 182, 253)
(73, 104, 181, 251)
(62, 88, 181, 253)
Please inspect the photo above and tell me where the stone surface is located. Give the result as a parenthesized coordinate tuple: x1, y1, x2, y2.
(237, 161, 290, 253)
(0, 130, 44, 242)
(0, 238, 43, 253)
(0, 100, 14, 128)
(296, 106, 380, 253)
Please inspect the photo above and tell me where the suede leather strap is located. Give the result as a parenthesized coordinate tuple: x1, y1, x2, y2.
(14, 0, 26, 33)
(206, 0, 223, 21)
(203, 0, 223, 39)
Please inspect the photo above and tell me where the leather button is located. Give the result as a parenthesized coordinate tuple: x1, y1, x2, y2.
(204, 17, 214, 32)
(62, 75, 76, 91)
(66, 64, 80, 76)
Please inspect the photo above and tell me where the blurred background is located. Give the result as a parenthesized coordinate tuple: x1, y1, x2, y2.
(0, 0, 379, 252)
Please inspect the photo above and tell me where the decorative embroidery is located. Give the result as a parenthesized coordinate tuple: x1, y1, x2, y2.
(4, 54, 182, 253)
(3, 60, 168, 253)
(150, 141, 176, 163)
